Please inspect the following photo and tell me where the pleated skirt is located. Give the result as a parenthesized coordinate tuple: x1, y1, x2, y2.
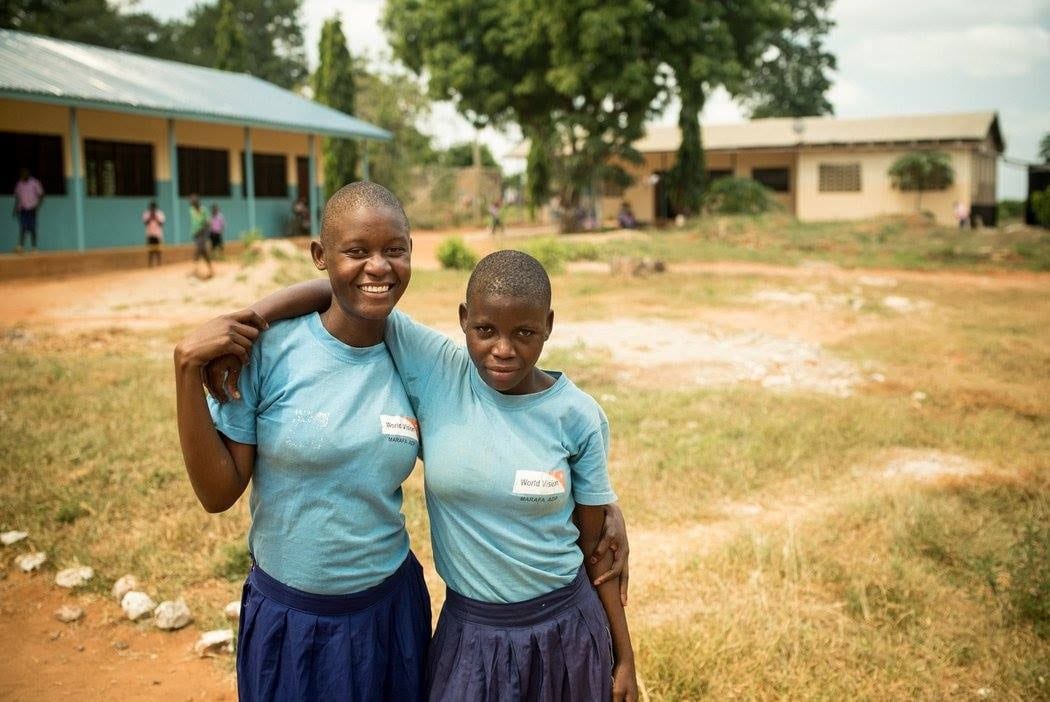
(426, 568, 612, 702)
(236, 552, 431, 702)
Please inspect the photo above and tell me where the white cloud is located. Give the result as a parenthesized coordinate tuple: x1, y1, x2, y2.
(848, 24, 1050, 78)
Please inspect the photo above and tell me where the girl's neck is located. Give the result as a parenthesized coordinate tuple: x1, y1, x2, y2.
(320, 304, 384, 348)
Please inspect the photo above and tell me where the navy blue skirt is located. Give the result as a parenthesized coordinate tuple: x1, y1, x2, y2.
(237, 552, 431, 702)
(426, 568, 612, 701)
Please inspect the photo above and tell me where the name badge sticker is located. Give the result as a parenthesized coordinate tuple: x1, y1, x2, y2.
(512, 469, 567, 496)
(380, 415, 419, 441)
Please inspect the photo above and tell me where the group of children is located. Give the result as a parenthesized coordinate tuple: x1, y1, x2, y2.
(143, 195, 224, 271)
(174, 181, 637, 701)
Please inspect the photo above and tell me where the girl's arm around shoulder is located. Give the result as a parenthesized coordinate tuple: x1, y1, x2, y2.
(202, 279, 331, 402)
(577, 505, 638, 702)
(252, 278, 332, 323)
(174, 310, 265, 512)
(384, 309, 465, 400)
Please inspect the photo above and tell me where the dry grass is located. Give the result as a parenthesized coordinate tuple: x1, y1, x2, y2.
(1, 234, 1048, 699)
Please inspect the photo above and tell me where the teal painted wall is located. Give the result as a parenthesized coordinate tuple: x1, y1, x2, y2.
(1, 179, 304, 253)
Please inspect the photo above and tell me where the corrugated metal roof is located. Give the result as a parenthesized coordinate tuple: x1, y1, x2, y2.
(508, 111, 1002, 157)
(0, 29, 390, 140)
(637, 111, 1001, 152)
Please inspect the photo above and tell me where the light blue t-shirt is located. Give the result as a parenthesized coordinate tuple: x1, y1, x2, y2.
(385, 310, 617, 603)
(208, 313, 420, 595)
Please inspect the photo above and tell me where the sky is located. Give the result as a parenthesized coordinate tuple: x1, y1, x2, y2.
(135, 0, 1049, 198)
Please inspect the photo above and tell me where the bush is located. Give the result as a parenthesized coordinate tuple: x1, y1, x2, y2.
(517, 238, 569, 273)
(436, 237, 478, 270)
(998, 199, 1026, 222)
(703, 177, 777, 215)
(1031, 187, 1050, 228)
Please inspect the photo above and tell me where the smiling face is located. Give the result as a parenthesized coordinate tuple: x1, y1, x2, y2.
(311, 206, 411, 346)
(459, 293, 554, 395)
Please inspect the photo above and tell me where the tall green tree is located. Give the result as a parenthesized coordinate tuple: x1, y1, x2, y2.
(385, 0, 794, 229)
(888, 151, 954, 212)
(214, 0, 248, 72)
(1039, 133, 1050, 163)
(385, 0, 661, 231)
(649, 1, 789, 216)
(742, 0, 836, 118)
(179, 0, 308, 89)
(663, 92, 706, 217)
(352, 63, 437, 201)
(524, 127, 552, 217)
(314, 16, 358, 197)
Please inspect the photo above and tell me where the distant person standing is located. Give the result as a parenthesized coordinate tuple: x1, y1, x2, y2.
(954, 200, 971, 229)
(189, 194, 213, 279)
(488, 199, 505, 235)
(209, 203, 226, 257)
(142, 200, 166, 267)
(292, 195, 310, 235)
(13, 168, 44, 253)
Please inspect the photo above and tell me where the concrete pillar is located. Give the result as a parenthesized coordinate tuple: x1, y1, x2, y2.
(244, 127, 256, 232)
(307, 133, 317, 236)
(69, 107, 85, 252)
(168, 119, 181, 244)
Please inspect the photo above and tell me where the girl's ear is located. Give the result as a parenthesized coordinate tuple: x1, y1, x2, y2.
(310, 240, 327, 271)
(458, 302, 469, 333)
(544, 309, 554, 340)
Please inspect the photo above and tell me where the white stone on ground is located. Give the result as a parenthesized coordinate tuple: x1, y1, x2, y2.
(194, 629, 235, 656)
(751, 290, 818, 306)
(112, 574, 139, 601)
(121, 591, 157, 621)
(881, 451, 980, 481)
(223, 600, 241, 621)
(857, 275, 898, 288)
(154, 599, 193, 630)
(54, 605, 84, 623)
(882, 295, 930, 313)
(15, 552, 47, 571)
(55, 566, 94, 588)
(1, 531, 28, 546)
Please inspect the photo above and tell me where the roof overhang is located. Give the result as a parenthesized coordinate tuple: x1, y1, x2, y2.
(1, 89, 391, 141)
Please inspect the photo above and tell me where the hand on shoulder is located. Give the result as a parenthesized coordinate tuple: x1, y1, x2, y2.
(174, 309, 268, 373)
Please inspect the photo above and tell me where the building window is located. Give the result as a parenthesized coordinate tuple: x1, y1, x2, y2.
(706, 169, 732, 182)
(242, 152, 288, 198)
(85, 139, 154, 196)
(819, 163, 861, 192)
(752, 167, 790, 192)
(1, 131, 66, 195)
(178, 146, 230, 197)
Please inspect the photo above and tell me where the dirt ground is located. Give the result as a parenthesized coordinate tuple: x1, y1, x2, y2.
(1, 231, 1046, 700)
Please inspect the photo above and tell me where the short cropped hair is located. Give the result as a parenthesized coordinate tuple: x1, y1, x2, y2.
(466, 250, 551, 309)
(321, 181, 409, 247)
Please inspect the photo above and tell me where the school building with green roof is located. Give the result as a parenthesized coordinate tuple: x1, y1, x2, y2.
(0, 28, 390, 253)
